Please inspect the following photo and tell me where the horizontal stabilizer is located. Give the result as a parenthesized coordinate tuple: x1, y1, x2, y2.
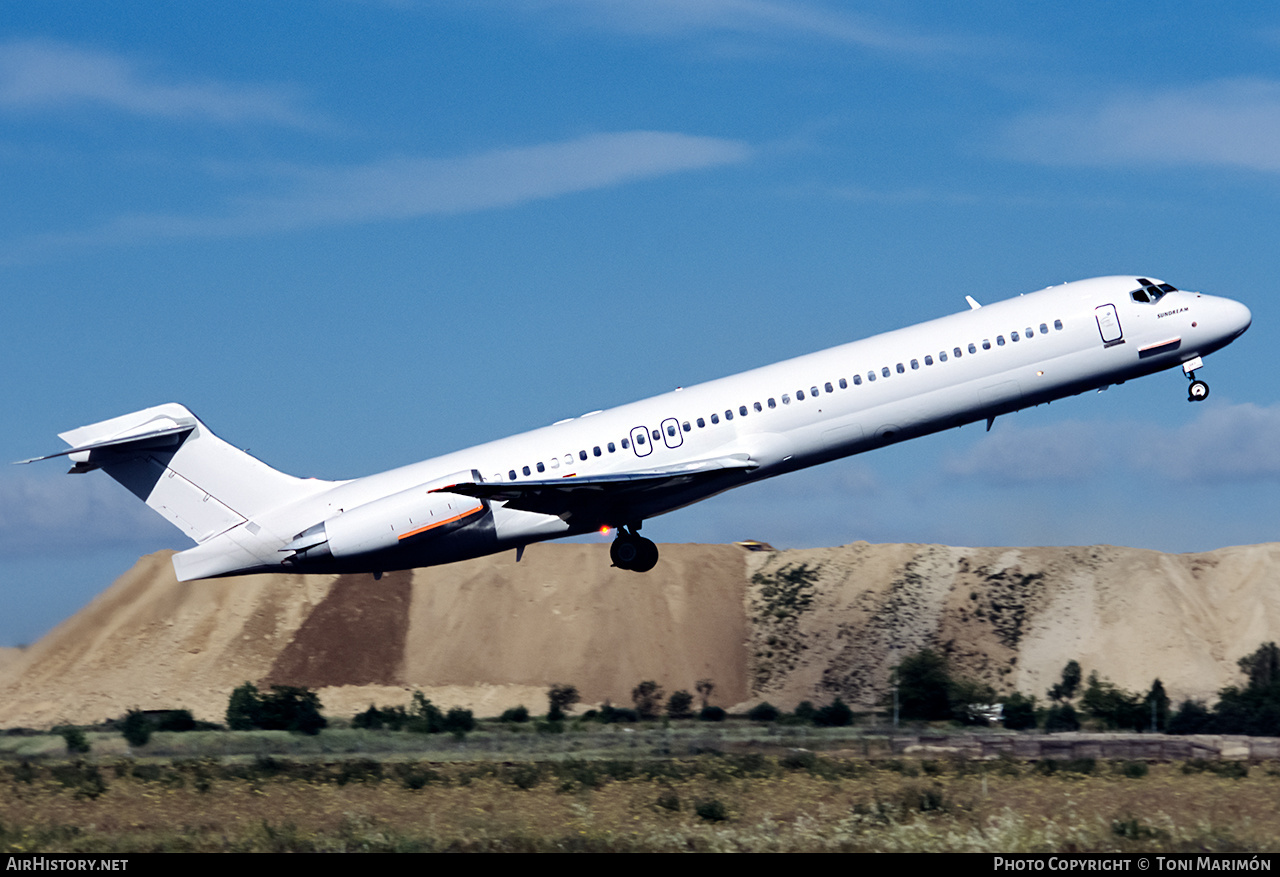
(16, 420, 195, 467)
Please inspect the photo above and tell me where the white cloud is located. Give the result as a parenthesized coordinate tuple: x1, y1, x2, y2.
(0, 40, 318, 127)
(943, 403, 1280, 486)
(0, 472, 180, 558)
(2, 130, 754, 257)
(1002, 79, 1280, 172)
(496, 0, 962, 54)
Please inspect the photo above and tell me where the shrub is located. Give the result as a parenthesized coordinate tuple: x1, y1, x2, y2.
(1168, 699, 1215, 735)
(226, 682, 327, 734)
(121, 709, 152, 748)
(59, 726, 90, 754)
(500, 705, 530, 723)
(813, 698, 854, 727)
(598, 703, 638, 723)
(667, 690, 694, 719)
(699, 706, 726, 722)
(632, 681, 665, 720)
(695, 799, 728, 822)
(747, 702, 781, 722)
(442, 707, 475, 734)
(227, 682, 262, 730)
(793, 701, 817, 722)
(896, 650, 953, 721)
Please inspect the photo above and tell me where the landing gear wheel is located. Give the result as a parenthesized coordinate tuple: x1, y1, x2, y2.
(611, 535, 640, 570)
(1188, 380, 1209, 402)
(610, 530, 659, 572)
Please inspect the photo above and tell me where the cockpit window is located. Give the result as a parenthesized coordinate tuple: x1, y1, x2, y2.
(1131, 278, 1178, 304)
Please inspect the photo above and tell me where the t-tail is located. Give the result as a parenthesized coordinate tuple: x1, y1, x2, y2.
(18, 403, 334, 573)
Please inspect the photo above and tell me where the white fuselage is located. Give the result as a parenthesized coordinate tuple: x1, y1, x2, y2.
(159, 275, 1249, 580)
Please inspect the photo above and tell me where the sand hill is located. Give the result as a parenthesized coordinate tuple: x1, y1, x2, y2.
(1, 541, 1278, 728)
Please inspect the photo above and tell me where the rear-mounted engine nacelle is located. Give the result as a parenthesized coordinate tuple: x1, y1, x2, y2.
(283, 470, 486, 562)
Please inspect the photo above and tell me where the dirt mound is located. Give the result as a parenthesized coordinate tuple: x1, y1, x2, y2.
(2, 540, 1278, 728)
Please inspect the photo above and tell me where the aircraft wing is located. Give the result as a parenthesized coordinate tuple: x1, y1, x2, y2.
(433, 453, 758, 519)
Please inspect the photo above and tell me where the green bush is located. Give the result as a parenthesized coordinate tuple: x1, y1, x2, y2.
(666, 690, 694, 719)
(59, 726, 90, 755)
(1001, 692, 1037, 730)
(813, 698, 854, 727)
(121, 709, 152, 748)
(747, 702, 781, 722)
(225, 682, 327, 735)
(500, 705, 530, 723)
(699, 706, 726, 722)
(632, 681, 665, 720)
(547, 684, 579, 721)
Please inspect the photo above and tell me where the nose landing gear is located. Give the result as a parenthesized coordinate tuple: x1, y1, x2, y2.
(610, 524, 659, 572)
(1183, 356, 1209, 402)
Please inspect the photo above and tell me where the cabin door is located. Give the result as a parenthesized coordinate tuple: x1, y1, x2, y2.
(1095, 304, 1124, 346)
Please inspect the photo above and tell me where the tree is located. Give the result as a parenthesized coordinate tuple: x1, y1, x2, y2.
(667, 690, 695, 719)
(227, 682, 263, 730)
(1044, 702, 1080, 733)
(1001, 692, 1037, 731)
(547, 684, 579, 721)
(1079, 672, 1143, 731)
(631, 680, 665, 720)
(1238, 642, 1280, 691)
(1048, 660, 1082, 702)
(896, 650, 953, 721)
(1144, 679, 1171, 732)
(696, 679, 716, 710)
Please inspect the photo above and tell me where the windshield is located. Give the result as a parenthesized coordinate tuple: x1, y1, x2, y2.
(1130, 278, 1178, 304)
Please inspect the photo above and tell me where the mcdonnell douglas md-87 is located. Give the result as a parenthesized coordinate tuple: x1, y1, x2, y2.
(21, 276, 1251, 580)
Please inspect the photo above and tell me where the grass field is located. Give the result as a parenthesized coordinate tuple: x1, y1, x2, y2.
(2, 748, 1277, 852)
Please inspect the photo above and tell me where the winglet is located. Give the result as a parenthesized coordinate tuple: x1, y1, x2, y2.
(966, 295, 982, 310)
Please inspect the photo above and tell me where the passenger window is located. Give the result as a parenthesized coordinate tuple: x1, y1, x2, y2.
(1011, 331, 1019, 342)
(1054, 319, 1064, 330)
(593, 446, 602, 456)
(867, 371, 876, 382)
(982, 340, 991, 350)
(579, 450, 588, 461)
(754, 401, 762, 412)
(838, 378, 847, 389)
(509, 470, 517, 481)
(824, 382, 833, 393)
(1040, 323, 1048, 334)
(607, 442, 615, 453)
(881, 366, 891, 378)
(697, 417, 706, 427)
(724, 410, 733, 420)
(853, 374, 862, 385)
(797, 390, 805, 400)
(739, 405, 748, 417)
(636, 434, 646, 445)
(652, 429, 660, 441)
(924, 355, 933, 366)
(682, 422, 691, 432)
(895, 363, 905, 374)
(564, 454, 573, 465)
(910, 359, 919, 369)
(767, 398, 776, 408)
(523, 466, 531, 476)
(810, 386, 819, 397)
(621, 438, 629, 449)
(537, 462, 545, 473)
(1026, 327, 1034, 337)
(550, 458, 560, 469)
(939, 351, 947, 362)
(782, 394, 791, 404)
(711, 413, 720, 423)
(997, 335, 1005, 346)
(966, 344, 975, 354)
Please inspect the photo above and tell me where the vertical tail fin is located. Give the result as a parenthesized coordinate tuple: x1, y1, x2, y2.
(28, 403, 333, 545)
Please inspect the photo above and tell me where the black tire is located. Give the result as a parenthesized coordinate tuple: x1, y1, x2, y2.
(1188, 380, 1209, 402)
(631, 537, 659, 573)
(610, 535, 639, 570)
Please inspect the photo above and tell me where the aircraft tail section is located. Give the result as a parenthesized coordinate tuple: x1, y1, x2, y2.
(29, 403, 333, 545)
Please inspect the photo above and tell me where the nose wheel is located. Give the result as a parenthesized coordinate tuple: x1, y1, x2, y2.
(1183, 356, 1209, 403)
(610, 524, 659, 572)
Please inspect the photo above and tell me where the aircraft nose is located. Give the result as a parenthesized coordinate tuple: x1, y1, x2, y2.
(1224, 297, 1252, 339)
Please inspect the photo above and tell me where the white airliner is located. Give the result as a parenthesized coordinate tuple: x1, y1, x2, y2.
(22, 276, 1251, 580)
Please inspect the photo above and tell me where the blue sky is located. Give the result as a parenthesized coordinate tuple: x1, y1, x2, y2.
(2, 2, 1278, 645)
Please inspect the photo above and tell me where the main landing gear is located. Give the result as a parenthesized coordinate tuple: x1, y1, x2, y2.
(610, 524, 658, 573)
(1183, 356, 1209, 402)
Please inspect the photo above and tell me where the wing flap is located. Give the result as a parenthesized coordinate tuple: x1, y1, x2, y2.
(433, 453, 757, 518)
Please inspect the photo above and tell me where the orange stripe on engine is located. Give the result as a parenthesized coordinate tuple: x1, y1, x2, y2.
(397, 504, 483, 541)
